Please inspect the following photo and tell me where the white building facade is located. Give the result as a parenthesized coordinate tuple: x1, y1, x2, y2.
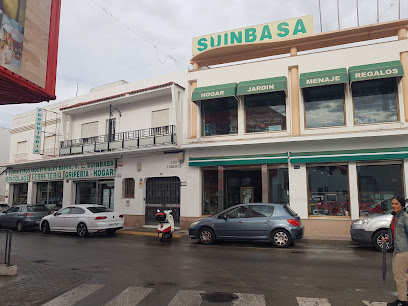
(5, 18, 408, 237)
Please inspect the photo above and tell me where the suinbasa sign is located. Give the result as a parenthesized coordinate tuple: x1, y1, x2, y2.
(192, 16, 313, 55)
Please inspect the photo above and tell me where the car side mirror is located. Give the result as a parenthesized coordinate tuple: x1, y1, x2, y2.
(54, 212, 60, 216)
(223, 215, 228, 220)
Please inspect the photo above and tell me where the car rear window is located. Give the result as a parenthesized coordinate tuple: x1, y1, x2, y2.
(283, 205, 297, 217)
(27, 205, 48, 212)
(87, 206, 113, 213)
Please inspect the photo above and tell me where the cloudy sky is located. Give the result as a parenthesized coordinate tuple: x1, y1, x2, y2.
(0, 0, 406, 128)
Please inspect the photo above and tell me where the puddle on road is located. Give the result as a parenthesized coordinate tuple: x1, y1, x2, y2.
(201, 292, 239, 303)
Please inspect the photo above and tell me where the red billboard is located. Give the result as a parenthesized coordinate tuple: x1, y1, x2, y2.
(0, 0, 61, 104)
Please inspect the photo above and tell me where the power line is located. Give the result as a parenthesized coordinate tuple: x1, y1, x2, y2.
(89, 0, 189, 73)
(377, 0, 399, 22)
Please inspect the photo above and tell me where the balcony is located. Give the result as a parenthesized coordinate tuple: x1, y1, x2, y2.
(60, 125, 177, 156)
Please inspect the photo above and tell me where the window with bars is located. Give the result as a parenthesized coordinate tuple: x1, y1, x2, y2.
(146, 177, 180, 204)
(123, 178, 135, 198)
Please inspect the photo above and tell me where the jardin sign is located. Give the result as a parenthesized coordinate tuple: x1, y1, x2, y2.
(192, 16, 313, 55)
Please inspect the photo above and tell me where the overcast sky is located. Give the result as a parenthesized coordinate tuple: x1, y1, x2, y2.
(0, 0, 406, 128)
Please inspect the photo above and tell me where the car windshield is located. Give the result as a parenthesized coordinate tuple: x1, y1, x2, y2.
(283, 205, 297, 217)
(87, 206, 113, 213)
(27, 205, 48, 212)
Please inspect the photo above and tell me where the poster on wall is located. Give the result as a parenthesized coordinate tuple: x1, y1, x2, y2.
(0, 0, 26, 75)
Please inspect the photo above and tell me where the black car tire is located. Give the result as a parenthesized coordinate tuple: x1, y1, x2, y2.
(271, 229, 292, 248)
(198, 227, 215, 245)
(42, 221, 50, 234)
(372, 229, 393, 252)
(106, 229, 116, 236)
(77, 223, 89, 237)
(17, 221, 24, 232)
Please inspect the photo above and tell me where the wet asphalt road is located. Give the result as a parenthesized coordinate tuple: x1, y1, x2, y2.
(7, 231, 398, 305)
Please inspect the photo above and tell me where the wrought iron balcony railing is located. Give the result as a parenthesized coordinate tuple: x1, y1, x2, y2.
(60, 125, 176, 156)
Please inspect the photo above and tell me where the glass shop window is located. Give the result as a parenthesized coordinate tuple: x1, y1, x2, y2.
(201, 97, 238, 136)
(76, 181, 97, 204)
(303, 84, 345, 128)
(357, 164, 403, 217)
(245, 91, 286, 132)
(36, 181, 63, 211)
(203, 170, 218, 215)
(12, 183, 28, 205)
(307, 165, 350, 217)
(352, 78, 398, 125)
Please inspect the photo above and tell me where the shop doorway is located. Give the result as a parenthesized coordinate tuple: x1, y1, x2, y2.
(269, 168, 289, 204)
(99, 181, 114, 209)
(75, 180, 114, 209)
(145, 177, 180, 227)
(225, 170, 262, 209)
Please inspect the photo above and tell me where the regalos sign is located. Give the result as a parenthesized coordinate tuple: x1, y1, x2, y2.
(192, 16, 313, 55)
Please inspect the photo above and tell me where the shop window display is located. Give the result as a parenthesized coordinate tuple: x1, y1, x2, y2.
(201, 97, 238, 136)
(225, 170, 262, 209)
(36, 181, 63, 211)
(307, 165, 349, 216)
(76, 182, 97, 204)
(12, 183, 27, 205)
(245, 91, 286, 133)
(352, 78, 398, 124)
(203, 170, 218, 215)
(357, 164, 403, 217)
(303, 84, 345, 128)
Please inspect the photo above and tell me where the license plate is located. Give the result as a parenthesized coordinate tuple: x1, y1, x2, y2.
(36, 221, 40, 224)
(109, 223, 119, 227)
(158, 233, 163, 238)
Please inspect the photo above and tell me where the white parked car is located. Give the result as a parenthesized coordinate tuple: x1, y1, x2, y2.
(40, 205, 123, 237)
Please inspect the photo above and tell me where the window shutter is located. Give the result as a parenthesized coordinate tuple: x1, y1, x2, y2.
(81, 122, 98, 138)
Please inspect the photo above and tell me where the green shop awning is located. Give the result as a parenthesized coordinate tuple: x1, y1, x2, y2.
(290, 147, 408, 164)
(349, 60, 404, 83)
(237, 76, 287, 96)
(189, 154, 288, 167)
(300, 68, 348, 88)
(192, 83, 237, 102)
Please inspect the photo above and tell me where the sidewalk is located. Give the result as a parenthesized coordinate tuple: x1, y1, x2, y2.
(117, 227, 354, 245)
(0, 256, 90, 306)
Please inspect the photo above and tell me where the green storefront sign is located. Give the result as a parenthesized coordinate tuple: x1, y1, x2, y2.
(65, 168, 115, 179)
(6, 175, 30, 183)
(192, 83, 237, 101)
(237, 77, 287, 95)
(6, 160, 115, 183)
(349, 61, 404, 83)
(192, 16, 314, 55)
(300, 68, 348, 88)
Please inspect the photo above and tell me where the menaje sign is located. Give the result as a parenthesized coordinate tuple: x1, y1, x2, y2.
(192, 16, 313, 55)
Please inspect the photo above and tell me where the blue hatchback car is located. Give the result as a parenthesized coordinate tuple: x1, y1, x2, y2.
(189, 203, 304, 247)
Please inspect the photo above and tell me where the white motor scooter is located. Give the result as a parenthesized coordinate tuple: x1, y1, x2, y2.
(155, 209, 174, 242)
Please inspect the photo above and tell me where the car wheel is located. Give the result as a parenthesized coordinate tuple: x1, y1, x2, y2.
(42, 221, 50, 234)
(106, 229, 116, 236)
(271, 229, 292, 248)
(372, 229, 393, 252)
(17, 221, 24, 232)
(198, 227, 215, 245)
(77, 223, 89, 237)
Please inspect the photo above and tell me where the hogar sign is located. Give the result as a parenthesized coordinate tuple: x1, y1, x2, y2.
(192, 16, 313, 55)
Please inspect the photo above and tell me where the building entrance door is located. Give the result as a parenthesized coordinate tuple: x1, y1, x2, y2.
(145, 177, 180, 227)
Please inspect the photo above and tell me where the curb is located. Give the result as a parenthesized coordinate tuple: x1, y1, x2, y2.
(117, 230, 184, 238)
